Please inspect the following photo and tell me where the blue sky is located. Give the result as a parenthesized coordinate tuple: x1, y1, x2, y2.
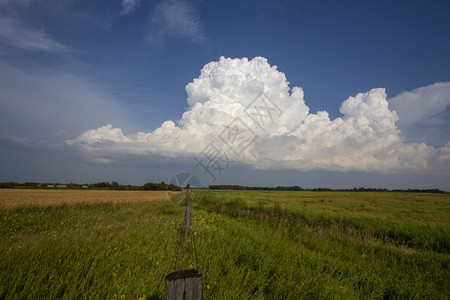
(1, 0, 449, 190)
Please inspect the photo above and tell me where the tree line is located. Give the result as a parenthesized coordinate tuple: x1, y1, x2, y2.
(209, 185, 304, 191)
(1, 182, 446, 193)
(209, 185, 447, 193)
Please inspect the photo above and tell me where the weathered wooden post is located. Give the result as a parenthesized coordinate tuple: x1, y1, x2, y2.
(165, 188, 205, 300)
(185, 188, 191, 235)
(165, 270, 205, 300)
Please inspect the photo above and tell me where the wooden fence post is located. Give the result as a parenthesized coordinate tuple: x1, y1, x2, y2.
(185, 188, 191, 235)
(165, 270, 205, 300)
(165, 188, 204, 299)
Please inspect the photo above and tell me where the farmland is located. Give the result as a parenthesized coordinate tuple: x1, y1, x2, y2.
(0, 189, 449, 299)
(0, 189, 182, 209)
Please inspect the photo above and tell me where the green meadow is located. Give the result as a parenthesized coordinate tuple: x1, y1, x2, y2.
(0, 190, 449, 299)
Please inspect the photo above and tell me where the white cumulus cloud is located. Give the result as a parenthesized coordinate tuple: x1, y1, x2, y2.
(67, 56, 450, 174)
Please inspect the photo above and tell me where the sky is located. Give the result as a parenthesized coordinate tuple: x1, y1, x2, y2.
(0, 0, 449, 190)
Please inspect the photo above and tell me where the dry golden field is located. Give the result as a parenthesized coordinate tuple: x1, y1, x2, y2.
(0, 189, 183, 209)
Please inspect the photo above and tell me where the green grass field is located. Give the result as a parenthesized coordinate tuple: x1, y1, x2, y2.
(0, 190, 449, 299)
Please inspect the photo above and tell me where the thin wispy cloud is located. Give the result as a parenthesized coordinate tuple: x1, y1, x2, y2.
(146, 0, 205, 46)
(0, 0, 35, 6)
(0, 13, 67, 53)
(120, 0, 140, 15)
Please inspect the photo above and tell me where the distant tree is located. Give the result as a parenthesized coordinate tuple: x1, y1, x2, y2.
(91, 182, 110, 188)
(0, 182, 17, 188)
(142, 181, 181, 191)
